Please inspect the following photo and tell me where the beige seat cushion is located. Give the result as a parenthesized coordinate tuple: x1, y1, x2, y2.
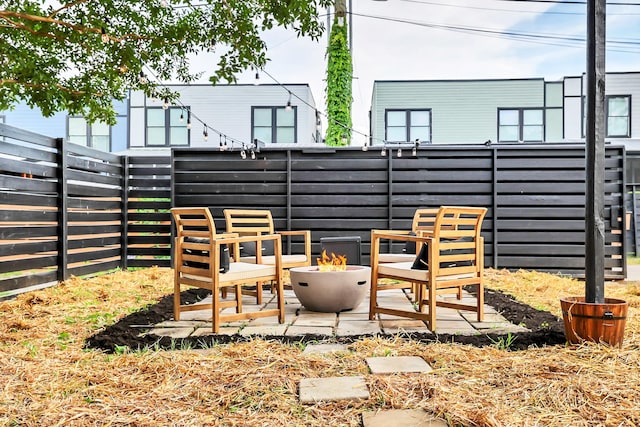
(378, 262, 475, 283)
(183, 262, 276, 283)
(377, 253, 416, 263)
(239, 254, 308, 265)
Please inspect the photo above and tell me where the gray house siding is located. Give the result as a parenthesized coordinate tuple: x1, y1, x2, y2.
(371, 79, 552, 145)
(128, 83, 319, 151)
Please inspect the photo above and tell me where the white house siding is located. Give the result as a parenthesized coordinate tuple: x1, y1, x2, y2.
(128, 84, 318, 151)
(371, 79, 546, 145)
(563, 72, 640, 149)
(602, 72, 640, 151)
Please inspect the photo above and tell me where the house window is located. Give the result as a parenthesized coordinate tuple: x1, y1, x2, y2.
(385, 110, 431, 143)
(498, 108, 544, 142)
(67, 117, 111, 151)
(607, 95, 631, 138)
(252, 106, 296, 144)
(146, 107, 189, 147)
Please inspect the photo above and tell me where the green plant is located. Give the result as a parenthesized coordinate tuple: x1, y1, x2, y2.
(325, 14, 352, 146)
(488, 333, 517, 350)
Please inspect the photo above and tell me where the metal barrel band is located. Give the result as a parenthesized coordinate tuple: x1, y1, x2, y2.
(562, 310, 626, 321)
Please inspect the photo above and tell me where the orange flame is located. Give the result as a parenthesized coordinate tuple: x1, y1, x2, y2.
(316, 250, 347, 271)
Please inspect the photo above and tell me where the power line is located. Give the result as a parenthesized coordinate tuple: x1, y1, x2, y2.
(401, 0, 640, 14)
(352, 12, 640, 53)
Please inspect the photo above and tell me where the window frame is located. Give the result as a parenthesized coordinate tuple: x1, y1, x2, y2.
(145, 106, 190, 147)
(384, 109, 432, 143)
(605, 95, 631, 138)
(497, 107, 545, 143)
(251, 106, 298, 144)
(66, 116, 112, 151)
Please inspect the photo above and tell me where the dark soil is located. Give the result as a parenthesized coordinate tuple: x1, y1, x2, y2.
(85, 288, 567, 353)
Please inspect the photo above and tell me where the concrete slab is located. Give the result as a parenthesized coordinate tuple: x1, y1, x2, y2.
(336, 320, 381, 336)
(299, 376, 369, 403)
(460, 311, 507, 323)
(239, 324, 288, 336)
(177, 310, 213, 321)
(293, 315, 337, 327)
(154, 320, 208, 328)
(285, 325, 334, 336)
(191, 326, 240, 336)
(362, 409, 447, 427)
(380, 319, 431, 335)
(302, 343, 350, 355)
(366, 356, 432, 374)
(146, 327, 194, 339)
(338, 311, 372, 321)
(297, 310, 340, 319)
(434, 320, 480, 335)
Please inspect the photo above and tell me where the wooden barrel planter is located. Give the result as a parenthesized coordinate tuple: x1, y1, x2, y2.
(560, 297, 628, 348)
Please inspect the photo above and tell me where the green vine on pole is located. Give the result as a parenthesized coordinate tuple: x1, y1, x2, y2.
(325, 14, 352, 146)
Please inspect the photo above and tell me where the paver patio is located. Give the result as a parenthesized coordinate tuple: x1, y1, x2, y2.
(147, 287, 528, 338)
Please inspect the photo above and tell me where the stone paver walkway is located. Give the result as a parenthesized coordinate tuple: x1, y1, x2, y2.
(148, 288, 528, 338)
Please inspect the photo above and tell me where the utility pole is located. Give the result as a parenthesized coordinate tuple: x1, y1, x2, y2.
(584, 0, 606, 304)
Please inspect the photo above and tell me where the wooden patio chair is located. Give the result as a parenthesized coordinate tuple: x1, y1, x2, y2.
(171, 207, 284, 333)
(369, 206, 487, 331)
(377, 207, 441, 263)
(223, 209, 312, 290)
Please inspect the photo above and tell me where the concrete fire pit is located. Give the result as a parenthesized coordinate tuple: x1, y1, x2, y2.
(289, 266, 370, 313)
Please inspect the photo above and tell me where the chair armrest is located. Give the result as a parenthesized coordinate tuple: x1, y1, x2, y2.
(215, 234, 283, 266)
(277, 230, 311, 259)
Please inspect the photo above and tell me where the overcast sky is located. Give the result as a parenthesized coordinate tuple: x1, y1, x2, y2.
(192, 0, 640, 145)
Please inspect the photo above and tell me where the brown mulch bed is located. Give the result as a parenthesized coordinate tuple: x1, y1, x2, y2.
(85, 286, 566, 353)
(1, 267, 639, 426)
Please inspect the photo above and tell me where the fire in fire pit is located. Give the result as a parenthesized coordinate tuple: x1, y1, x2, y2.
(316, 250, 347, 272)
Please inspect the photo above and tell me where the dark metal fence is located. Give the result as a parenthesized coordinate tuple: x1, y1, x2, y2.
(172, 145, 626, 279)
(0, 122, 627, 297)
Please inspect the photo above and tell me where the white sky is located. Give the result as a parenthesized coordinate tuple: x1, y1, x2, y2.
(191, 0, 640, 145)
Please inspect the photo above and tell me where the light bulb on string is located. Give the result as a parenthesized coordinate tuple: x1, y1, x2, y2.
(397, 148, 403, 158)
(101, 27, 109, 43)
(223, 135, 228, 150)
(179, 110, 184, 122)
(219, 134, 224, 151)
(186, 114, 191, 129)
(285, 92, 292, 111)
(139, 71, 147, 84)
(412, 139, 419, 157)
(208, 38, 216, 51)
(381, 146, 387, 157)
(162, 97, 169, 109)
(203, 125, 208, 141)
(341, 135, 347, 145)
(160, 0, 168, 7)
(240, 144, 247, 159)
(250, 149, 256, 160)
(362, 140, 368, 152)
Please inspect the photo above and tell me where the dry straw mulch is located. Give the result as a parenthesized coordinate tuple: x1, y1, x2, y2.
(1, 267, 639, 426)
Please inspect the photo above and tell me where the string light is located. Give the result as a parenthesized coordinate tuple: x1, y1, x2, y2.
(241, 144, 247, 159)
(139, 71, 147, 84)
(254, 69, 260, 85)
(163, 97, 169, 109)
(362, 140, 369, 152)
(397, 148, 403, 158)
(285, 92, 292, 111)
(412, 139, 419, 157)
(160, 0, 168, 7)
(381, 145, 387, 157)
(101, 27, 109, 43)
(250, 149, 256, 160)
(179, 110, 184, 122)
(203, 125, 208, 141)
(209, 38, 216, 51)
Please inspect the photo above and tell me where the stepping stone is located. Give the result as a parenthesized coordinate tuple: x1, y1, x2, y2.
(336, 320, 381, 337)
(285, 325, 334, 336)
(239, 324, 288, 337)
(366, 356, 432, 374)
(299, 376, 369, 403)
(362, 409, 447, 426)
(293, 316, 337, 327)
(302, 343, 349, 355)
(145, 327, 194, 339)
